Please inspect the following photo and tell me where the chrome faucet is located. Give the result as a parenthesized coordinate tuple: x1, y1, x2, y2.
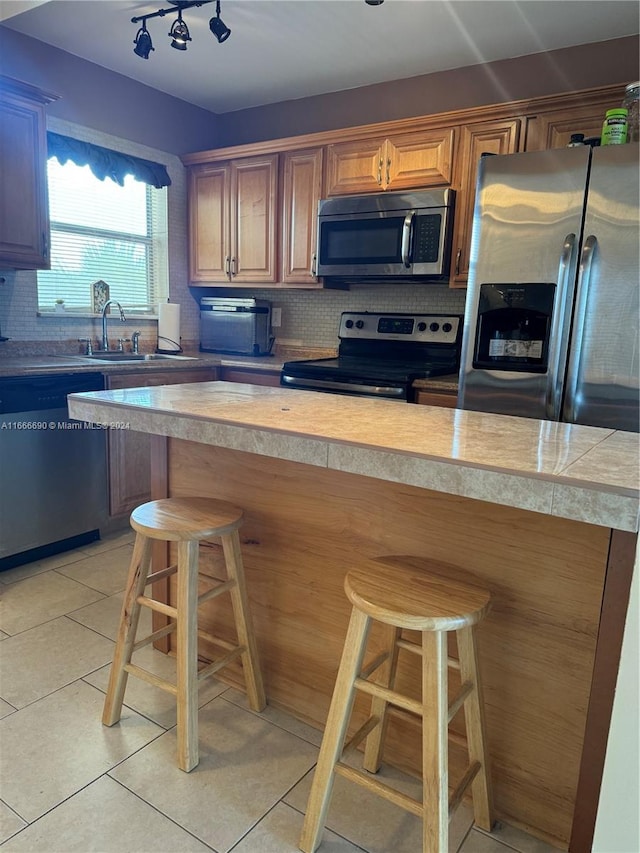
(101, 300, 126, 351)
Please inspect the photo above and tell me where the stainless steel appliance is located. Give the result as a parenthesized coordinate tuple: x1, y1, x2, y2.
(200, 297, 273, 356)
(316, 190, 455, 282)
(0, 372, 108, 570)
(281, 312, 462, 401)
(458, 143, 639, 431)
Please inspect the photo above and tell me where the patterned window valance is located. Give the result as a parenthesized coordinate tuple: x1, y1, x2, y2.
(46, 132, 172, 188)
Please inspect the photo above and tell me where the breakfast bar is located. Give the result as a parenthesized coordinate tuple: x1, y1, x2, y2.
(68, 381, 639, 851)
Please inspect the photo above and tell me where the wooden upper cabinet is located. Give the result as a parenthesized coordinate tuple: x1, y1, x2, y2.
(450, 118, 522, 288)
(280, 147, 323, 286)
(325, 128, 454, 195)
(0, 77, 57, 270)
(189, 162, 230, 282)
(232, 155, 278, 283)
(189, 154, 278, 285)
(525, 99, 611, 151)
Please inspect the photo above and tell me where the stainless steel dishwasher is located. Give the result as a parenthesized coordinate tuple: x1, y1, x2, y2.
(0, 372, 108, 570)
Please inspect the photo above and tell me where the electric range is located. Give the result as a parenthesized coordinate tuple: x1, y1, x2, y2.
(280, 312, 462, 401)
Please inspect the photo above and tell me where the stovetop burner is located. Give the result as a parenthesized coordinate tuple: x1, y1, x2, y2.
(281, 312, 462, 401)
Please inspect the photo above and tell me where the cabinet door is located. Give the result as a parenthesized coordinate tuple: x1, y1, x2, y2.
(280, 147, 323, 285)
(0, 86, 50, 269)
(230, 154, 278, 283)
(325, 138, 386, 196)
(385, 128, 454, 189)
(415, 390, 458, 408)
(220, 368, 281, 386)
(451, 119, 521, 288)
(188, 163, 231, 283)
(106, 368, 217, 516)
(525, 102, 610, 151)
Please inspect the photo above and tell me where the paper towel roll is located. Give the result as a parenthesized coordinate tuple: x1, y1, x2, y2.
(157, 302, 181, 352)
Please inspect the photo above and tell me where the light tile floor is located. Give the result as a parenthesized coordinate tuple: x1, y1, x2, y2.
(0, 532, 560, 853)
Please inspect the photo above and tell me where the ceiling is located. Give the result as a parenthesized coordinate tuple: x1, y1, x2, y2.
(1, 1, 638, 115)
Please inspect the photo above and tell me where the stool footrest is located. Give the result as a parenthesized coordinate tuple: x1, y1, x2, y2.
(197, 629, 237, 653)
(448, 680, 473, 723)
(342, 714, 381, 756)
(449, 760, 481, 816)
(395, 637, 461, 670)
(145, 564, 178, 585)
(132, 623, 176, 652)
(358, 651, 389, 680)
(137, 594, 178, 620)
(354, 676, 423, 717)
(335, 762, 423, 818)
(197, 645, 245, 682)
(197, 577, 236, 606)
(124, 662, 178, 696)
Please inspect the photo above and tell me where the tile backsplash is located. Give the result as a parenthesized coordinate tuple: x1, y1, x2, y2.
(200, 283, 467, 348)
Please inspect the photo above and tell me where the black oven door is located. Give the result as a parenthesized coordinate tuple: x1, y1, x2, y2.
(317, 212, 410, 277)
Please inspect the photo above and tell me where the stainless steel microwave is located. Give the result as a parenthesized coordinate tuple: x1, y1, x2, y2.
(316, 189, 455, 282)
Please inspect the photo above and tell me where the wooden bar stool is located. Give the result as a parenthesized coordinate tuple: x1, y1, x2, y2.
(300, 558, 493, 853)
(102, 496, 266, 772)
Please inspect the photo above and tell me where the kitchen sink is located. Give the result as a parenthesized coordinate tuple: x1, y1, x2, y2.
(77, 353, 198, 363)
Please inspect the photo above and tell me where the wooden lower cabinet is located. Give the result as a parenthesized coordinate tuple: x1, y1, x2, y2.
(415, 388, 458, 408)
(106, 368, 217, 516)
(219, 367, 281, 387)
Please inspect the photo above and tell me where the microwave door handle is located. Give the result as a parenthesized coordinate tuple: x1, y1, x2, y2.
(401, 211, 415, 268)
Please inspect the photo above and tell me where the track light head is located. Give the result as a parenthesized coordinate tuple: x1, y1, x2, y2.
(365, 0, 384, 5)
(169, 10, 191, 50)
(133, 23, 154, 59)
(209, 0, 231, 43)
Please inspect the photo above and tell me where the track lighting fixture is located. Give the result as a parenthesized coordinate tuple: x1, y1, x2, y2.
(365, 0, 384, 5)
(133, 21, 154, 59)
(169, 9, 191, 50)
(131, 0, 231, 59)
(209, 0, 231, 43)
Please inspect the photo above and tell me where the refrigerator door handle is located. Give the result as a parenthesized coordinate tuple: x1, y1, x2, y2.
(545, 234, 578, 420)
(563, 234, 597, 423)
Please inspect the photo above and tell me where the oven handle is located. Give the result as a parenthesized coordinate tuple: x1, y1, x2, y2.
(281, 374, 406, 398)
(401, 211, 415, 268)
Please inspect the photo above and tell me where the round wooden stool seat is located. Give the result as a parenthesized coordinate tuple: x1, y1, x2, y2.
(102, 496, 265, 773)
(301, 556, 494, 853)
(130, 497, 243, 541)
(345, 560, 491, 632)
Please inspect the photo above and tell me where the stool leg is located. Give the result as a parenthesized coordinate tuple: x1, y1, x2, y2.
(102, 533, 152, 726)
(362, 624, 401, 773)
(300, 607, 371, 853)
(221, 530, 266, 712)
(456, 625, 493, 831)
(176, 539, 200, 772)
(422, 630, 449, 853)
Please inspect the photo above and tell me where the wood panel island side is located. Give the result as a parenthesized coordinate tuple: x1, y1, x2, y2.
(68, 381, 639, 852)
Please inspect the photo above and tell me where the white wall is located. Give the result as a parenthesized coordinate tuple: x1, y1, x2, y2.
(593, 542, 640, 853)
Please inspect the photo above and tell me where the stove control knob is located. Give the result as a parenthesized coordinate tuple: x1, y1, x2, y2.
(355, 320, 364, 329)
(429, 322, 440, 332)
(345, 320, 354, 329)
(417, 322, 427, 332)
(442, 322, 452, 333)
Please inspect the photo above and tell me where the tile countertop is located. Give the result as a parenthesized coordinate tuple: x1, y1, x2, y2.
(0, 352, 459, 393)
(0, 352, 282, 377)
(68, 382, 639, 533)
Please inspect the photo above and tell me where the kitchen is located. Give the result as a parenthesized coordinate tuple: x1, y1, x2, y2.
(0, 3, 639, 852)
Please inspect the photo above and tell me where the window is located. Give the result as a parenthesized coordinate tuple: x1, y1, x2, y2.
(37, 158, 168, 313)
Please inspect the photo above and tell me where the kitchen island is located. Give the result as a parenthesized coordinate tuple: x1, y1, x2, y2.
(68, 381, 639, 851)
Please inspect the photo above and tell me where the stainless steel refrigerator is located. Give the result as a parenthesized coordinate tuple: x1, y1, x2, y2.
(457, 143, 639, 432)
